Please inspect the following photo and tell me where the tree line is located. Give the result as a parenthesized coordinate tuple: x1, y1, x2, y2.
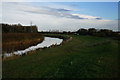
(1, 23, 120, 39)
(75, 28, 119, 37)
(40, 28, 120, 39)
(1, 23, 38, 33)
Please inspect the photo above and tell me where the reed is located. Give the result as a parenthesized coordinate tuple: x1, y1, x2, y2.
(2, 33, 44, 53)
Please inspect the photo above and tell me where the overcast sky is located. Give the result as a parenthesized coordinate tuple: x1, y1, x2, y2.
(1, 2, 118, 31)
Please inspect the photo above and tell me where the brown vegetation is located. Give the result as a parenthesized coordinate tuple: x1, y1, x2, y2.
(2, 33, 44, 53)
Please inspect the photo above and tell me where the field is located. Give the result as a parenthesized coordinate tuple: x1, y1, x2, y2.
(2, 33, 44, 53)
(2, 34, 119, 78)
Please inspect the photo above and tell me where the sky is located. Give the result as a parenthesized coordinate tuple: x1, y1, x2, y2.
(1, 2, 118, 31)
(2, 0, 120, 2)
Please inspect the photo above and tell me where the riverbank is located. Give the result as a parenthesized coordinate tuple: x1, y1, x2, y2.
(2, 34, 72, 60)
(2, 33, 44, 53)
(3, 34, 119, 78)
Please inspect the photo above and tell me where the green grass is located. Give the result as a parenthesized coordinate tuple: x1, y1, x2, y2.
(2, 34, 119, 78)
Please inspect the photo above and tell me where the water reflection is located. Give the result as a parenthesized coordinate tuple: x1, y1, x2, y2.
(4, 37, 63, 57)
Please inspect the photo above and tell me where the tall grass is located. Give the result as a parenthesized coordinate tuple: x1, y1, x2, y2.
(2, 33, 44, 53)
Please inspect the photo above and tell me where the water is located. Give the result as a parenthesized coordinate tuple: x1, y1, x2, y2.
(3, 37, 63, 57)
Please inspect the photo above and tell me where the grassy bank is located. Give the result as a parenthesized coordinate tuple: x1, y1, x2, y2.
(3, 34, 119, 78)
(2, 33, 44, 53)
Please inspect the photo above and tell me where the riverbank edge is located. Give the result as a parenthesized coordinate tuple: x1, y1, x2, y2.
(3, 34, 72, 61)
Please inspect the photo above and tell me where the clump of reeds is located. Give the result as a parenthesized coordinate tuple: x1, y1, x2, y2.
(2, 33, 44, 53)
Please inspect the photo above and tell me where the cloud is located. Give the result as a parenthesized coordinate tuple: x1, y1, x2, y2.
(2, 2, 118, 31)
(2, 0, 120, 2)
(2, 2, 104, 20)
(72, 14, 102, 20)
(56, 8, 71, 12)
(21, 6, 101, 20)
(95, 17, 102, 20)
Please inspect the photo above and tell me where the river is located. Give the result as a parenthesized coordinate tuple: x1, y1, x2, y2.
(3, 37, 63, 58)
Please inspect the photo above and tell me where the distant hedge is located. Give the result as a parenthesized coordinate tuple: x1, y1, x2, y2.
(1, 23, 38, 33)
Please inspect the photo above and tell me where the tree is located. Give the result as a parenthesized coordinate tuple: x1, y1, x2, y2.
(99, 29, 112, 37)
(77, 28, 88, 35)
(88, 28, 97, 35)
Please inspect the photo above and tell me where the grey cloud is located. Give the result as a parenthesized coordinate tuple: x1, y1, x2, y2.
(22, 7, 86, 20)
(67, 15, 86, 19)
(95, 17, 102, 20)
(7, 3, 102, 20)
(56, 8, 71, 12)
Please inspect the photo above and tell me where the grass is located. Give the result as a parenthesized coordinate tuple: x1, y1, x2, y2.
(2, 34, 119, 78)
(2, 33, 44, 53)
